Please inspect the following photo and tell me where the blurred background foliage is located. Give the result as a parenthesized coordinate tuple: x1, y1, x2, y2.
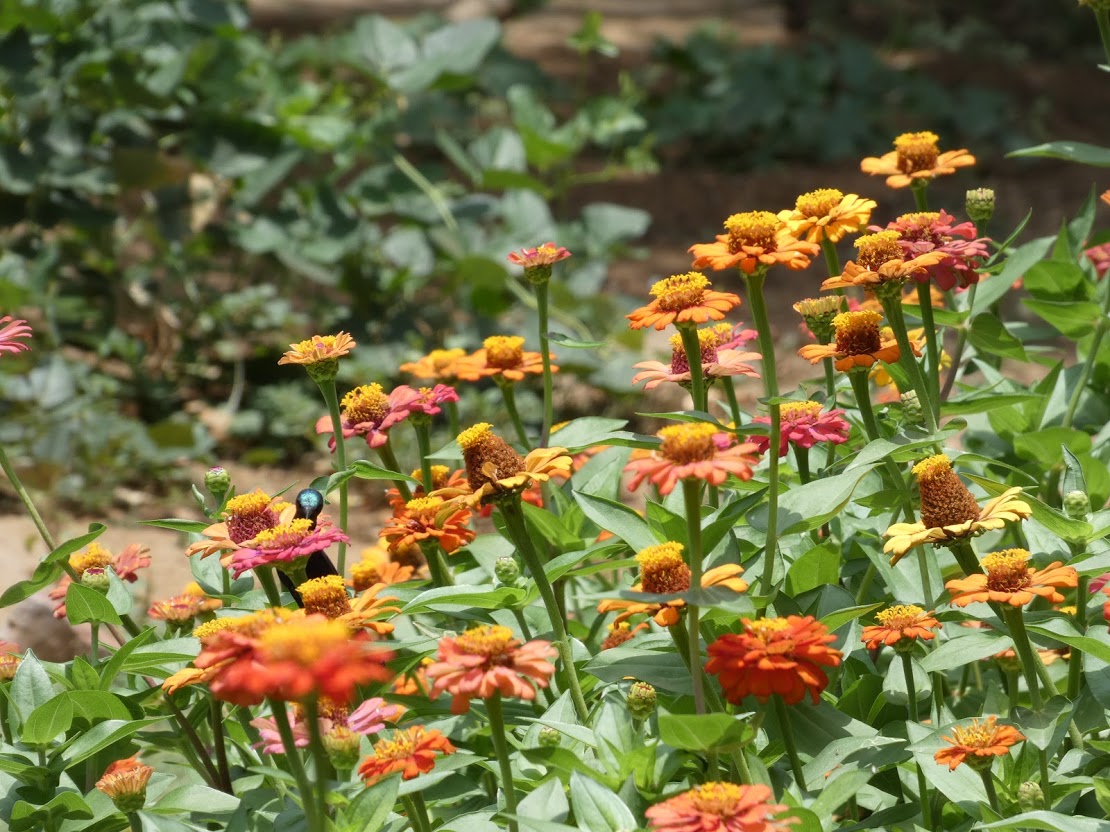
(0, 0, 1093, 508)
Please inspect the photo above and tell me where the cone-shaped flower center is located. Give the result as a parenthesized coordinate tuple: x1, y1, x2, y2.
(895, 212, 943, 244)
(894, 131, 940, 174)
(668, 328, 720, 374)
(225, 491, 271, 517)
(833, 310, 883, 356)
(876, 604, 927, 629)
(429, 348, 465, 372)
(982, 549, 1033, 593)
(457, 423, 524, 490)
(950, 717, 1004, 749)
(259, 618, 350, 663)
(483, 335, 525, 369)
(193, 617, 239, 642)
(251, 518, 313, 550)
(658, 422, 718, 464)
(795, 188, 844, 218)
(780, 400, 824, 422)
(342, 383, 391, 424)
(689, 782, 749, 817)
(747, 617, 793, 643)
(854, 230, 904, 271)
(636, 542, 691, 594)
(405, 496, 443, 516)
(71, 543, 112, 576)
(650, 272, 710, 312)
(224, 490, 280, 543)
(455, 624, 515, 657)
(912, 454, 981, 529)
(298, 575, 352, 619)
(724, 211, 780, 254)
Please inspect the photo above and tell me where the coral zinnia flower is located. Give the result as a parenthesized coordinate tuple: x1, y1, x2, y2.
(0, 316, 32, 355)
(861, 131, 975, 189)
(597, 542, 748, 627)
(821, 230, 946, 292)
(861, 605, 939, 651)
(400, 348, 468, 381)
(880, 211, 991, 291)
(338, 583, 404, 636)
(798, 310, 912, 372)
(778, 188, 876, 244)
(706, 616, 842, 705)
(51, 542, 152, 618)
(750, 401, 851, 457)
(945, 549, 1078, 608)
(600, 621, 650, 650)
(646, 782, 796, 832)
(358, 726, 456, 784)
(884, 455, 1032, 565)
(278, 332, 356, 366)
(627, 272, 741, 331)
(229, 516, 349, 578)
(633, 326, 761, 390)
(426, 625, 557, 714)
(455, 335, 554, 382)
(380, 496, 475, 554)
(251, 709, 311, 755)
(148, 584, 222, 624)
(934, 716, 1024, 771)
(507, 241, 571, 284)
(1086, 242, 1110, 279)
(625, 422, 761, 495)
(315, 383, 421, 451)
(440, 423, 571, 508)
(409, 384, 459, 416)
(348, 697, 405, 735)
(689, 211, 820, 273)
(96, 757, 154, 811)
(186, 489, 285, 560)
(351, 543, 419, 590)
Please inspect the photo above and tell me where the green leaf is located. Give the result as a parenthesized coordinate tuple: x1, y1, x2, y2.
(941, 392, 1040, 417)
(151, 784, 240, 815)
(967, 313, 1027, 361)
(583, 647, 690, 694)
(518, 778, 570, 822)
(65, 583, 122, 626)
(819, 603, 882, 634)
(568, 771, 636, 832)
(972, 236, 1052, 318)
(657, 711, 756, 751)
(1022, 298, 1102, 338)
(1013, 427, 1092, 463)
(980, 811, 1110, 832)
(786, 544, 840, 596)
(751, 464, 878, 536)
(919, 629, 1012, 672)
(1007, 140, 1110, 166)
(138, 518, 210, 535)
(1025, 619, 1110, 664)
(1023, 260, 1091, 301)
(341, 774, 399, 832)
(572, 489, 657, 551)
(53, 717, 165, 766)
(546, 333, 606, 349)
(1062, 446, 1088, 496)
(1012, 696, 1072, 753)
(549, 417, 628, 451)
(98, 628, 156, 691)
(965, 475, 1092, 544)
(808, 768, 874, 819)
(10, 792, 93, 832)
(401, 585, 529, 615)
(22, 693, 74, 745)
(8, 653, 55, 732)
(0, 523, 108, 608)
(70, 656, 99, 690)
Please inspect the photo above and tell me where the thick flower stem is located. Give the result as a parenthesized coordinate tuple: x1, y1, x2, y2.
(677, 323, 709, 414)
(497, 499, 589, 722)
(1003, 608, 1044, 710)
(420, 541, 455, 588)
(535, 283, 556, 447)
(1063, 315, 1108, 429)
(256, 566, 285, 608)
(412, 421, 435, 492)
(878, 296, 940, 435)
(486, 692, 519, 832)
(723, 377, 743, 432)
(682, 478, 707, 715)
(377, 441, 413, 502)
(847, 371, 918, 522)
(822, 359, 838, 469)
(401, 795, 433, 832)
(127, 814, 144, 832)
(913, 763, 933, 830)
(445, 400, 461, 438)
(979, 769, 1001, 814)
(794, 445, 810, 484)
(210, 698, 233, 794)
(317, 381, 349, 575)
(940, 283, 977, 401)
(901, 652, 921, 723)
(915, 282, 942, 409)
(498, 381, 532, 451)
(304, 698, 333, 824)
(820, 238, 842, 286)
(948, 539, 982, 579)
(268, 700, 321, 832)
(746, 271, 782, 606)
(773, 695, 807, 792)
(1068, 574, 1089, 701)
(911, 181, 930, 213)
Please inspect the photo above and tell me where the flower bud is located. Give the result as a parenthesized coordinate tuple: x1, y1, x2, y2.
(965, 188, 995, 225)
(304, 358, 339, 384)
(494, 556, 521, 586)
(0, 651, 21, 681)
(204, 466, 231, 499)
(323, 726, 362, 769)
(1064, 490, 1091, 519)
(627, 681, 657, 719)
(96, 758, 153, 813)
(80, 567, 111, 592)
(900, 391, 923, 425)
(1018, 780, 1044, 811)
(538, 726, 560, 747)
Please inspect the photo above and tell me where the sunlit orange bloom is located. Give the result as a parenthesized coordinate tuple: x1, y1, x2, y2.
(934, 716, 1024, 771)
(601, 621, 650, 650)
(400, 348, 468, 381)
(627, 272, 741, 331)
(163, 611, 291, 695)
(778, 189, 876, 244)
(799, 310, 912, 372)
(358, 726, 456, 784)
(689, 211, 819, 273)
(0, 642, 22, 681)
(707, 616, 842, 705)
(387, 466, 467, 512)
(186, 489, 285, 560)
(821, 230, 946, 291)
(884, 455, 1032, 564)
(426, 625, 557, 714)
(646, 782, 797, 832)
(625, 422, 761, 495)
(96, 757, 154, 810)
(454, 335, 554, 382)
(148, 583, 222, 623)
(351, 543, 418, 591)
(380, 496, 475, 554)
(278, 332, 355, 366)
(598, 542, 748, 627)
(632, 326, 761, 390)
(946, 549, 1078, 607)
(338, 583, 403, 636)
(861, 605, 939, 650)
(393, 657, 434, 697)
(861, 131, 975, 189)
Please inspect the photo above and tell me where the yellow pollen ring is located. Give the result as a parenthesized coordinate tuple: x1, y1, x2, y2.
(649, 272, 711, 311)
(259, 618, 350, 662)
(912, 454, 953, 479)
(746, 617, 792, 641)
(689, 782, 747, 814)
(342, 383, 391, 422)
(981, 549, 1032, 580)
(635, 542, 686, 574)
(658, 422, 719, 463)
(225, 490, 274, 517)
(405, 496, 443, 513)
(724, 211, 780, 250)
(779, 401, 823, 421)
(251, 518, 313, 547)
(795, 188, 844, 218)
(876, 604, 925, 627)
(455, 624, 515, 657)
(457, 422, 494, 449)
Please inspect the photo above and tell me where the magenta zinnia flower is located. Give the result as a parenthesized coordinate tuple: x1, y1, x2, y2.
(409, 384, 459, 417)
(751, 401, 852, 457)
(877, 211, 990, 291)
(506, 242, 571, 269)
(315, 383, 422, 450)
(0, 316, 32, 355)
(229, 516, 349, 578)
(632, 326, 760, 391)
(348, 697, 405, 735)
(250, 710, 311, 755)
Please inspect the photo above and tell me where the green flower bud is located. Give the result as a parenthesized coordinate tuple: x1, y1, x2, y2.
(538, 726, 560, 747)
(1064, 490, 1091, 519)
(204, 466, 231, 498)
(900, 391, 923, 425)
(965, 188, 995, 225)
(80, 567, 111, 592)
(1018, 780, 1044, 812)
(323, 726, 362, 770)
(494, 556, 521, 585)
(627, 681, 657, 720)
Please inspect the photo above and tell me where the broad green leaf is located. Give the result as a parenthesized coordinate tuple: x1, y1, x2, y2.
(22, 693, 74, 744)
(518, 778, 569, 822)
(53, 717, 165, 766)
(568, 770, 636, 832)
(402, 585, 528, 615)
(1022, 298, 1102, 338)
(919, 630, 1012, 672)
(942, 392, 1040, 417)
(657, 711, 756, 751)
(66, 583, 122, 626)
(9, 653, 55, 731)
(548, 416, 628, 451)
(98, 627, 156, 690)
(1023, 260, 1091, 300)
(808, 768, 873, 819)
(971, 236, 1052, 318)
(70, 656, 99, 690)
(819, 603, 882, 634)
(9, 792, 93, 832)
(583, 647, 690, 694)
(341, 774, 399, 832)
(1007, 140, 1110, 167)
(138, 518, 209, 534)
(1025, 619, 1110, 664)
(1012, 696, 1073, 753)
(967, 313, 1027, 361)
(980, 811, 1110, 832)
(750, 464, 879, 536)
(786, 544, 840, 596)
(572, 490, 657, 551)
(150, 784, 240, 814)
(1013, 427, 1091, 463)
(105, 569, 134, 617)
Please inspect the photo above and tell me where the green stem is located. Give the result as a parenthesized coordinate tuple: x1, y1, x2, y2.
(126, 814, 144, 832)
(536, 282, 555, 447)
(914, 761, 933, 829)
(269, 700, 321, 832)
(0, 445, 75, 578)
(1039, 748, 1052, 809)
(90, 624, 100, 668)
(377, 441, 413, 502)
(901, 651, 921, 723)
(210, 698, 233, 794)
(0, 694, 11, 745)
(1097, 8, 1110, 67)
(1068, 573, 1089, 700)
(304, 698, 333, 825)
(1005, 667, 1020, 712)
(498, 499, 589, 722)
(499, 381, 532, 451)
(317, 381, 349, 576)
(723, 377, 743, 431)
(820, 238, 841, 282)
(486, 693, 519, 832)
(878, 295, 939, 435)
(773, 694, 807, 792)
(948, 539, 982, 579)
(911, 182, 930, 212)
(682, 479, 706, 715)
(794, 445, 810, 484)
(1003, 608, 1043, 710)
(420, 541, 454, 588)
(746, 271, 781, 607)
(979, 769, 1001, 813)
(940, 284, 976, 401)
(822, 359, 838, 470)
(413, 421, 434, 492)
(1062, 317, 1107, 429)
(848, 371, 917, 520)
(915, 281, 942, 410)
(401, 795, 433, 832)
(677, 323, 709, 413)
(445, 400, 461, 438)
(163, 693, 222, 788)
(915, 549, 935, 610)
(256, 566, 285, 608)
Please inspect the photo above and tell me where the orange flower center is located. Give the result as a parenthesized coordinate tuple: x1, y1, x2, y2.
(949, 717, 1004, 749)
(981, 549, 1033, 593)
(795, 188, 844, 219)
(429, 348, 465, 372)
(371, 727, 424, 761)
(636, 542, 691, 594)
(601, 622, 636, 650)
(193, 617, 239, 642)
(912, 454, 982, 530)
(854, 230, 904, 271)
(650, 272, 710, 312)
(893, 131, 940, 174)
(658, 422, 718, 464)
(457, 423, 524, 490)
(747, 617, 792, 644)
(668, 329, 720, 374)
(250, 518, 313, 550)
(342, 383, 391, 424)
(298, 575, 352, 619)
(833, 310, 883, 356)
(455, 624, 516, 657)
(483, 335, 525, 370)
(876, 604, 927, 630)
(71, 543, 112, 576)
(259, 618, 350, 663)
(724, 211, 780, 254)
(780, 401, 823, 422)
(689, 782, 749, 817)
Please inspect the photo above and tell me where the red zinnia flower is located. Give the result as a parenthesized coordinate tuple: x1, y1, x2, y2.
(646, 782, 797, 832)
(750, 401, 851, 457)
(358, 725, 456, 784)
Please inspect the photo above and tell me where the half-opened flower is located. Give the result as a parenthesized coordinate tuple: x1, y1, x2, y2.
(799, 310, 910, 371)
(646, 782, 797, 832)
(380, 496, 475, 554)
(882, 211, 990, 290)
(0, 316, 32, 355)
(230, 516, 349, 578)
(507, 242, 571, 284)
(96, 757, 154, 812)
(934, 716, 1024, 771)
(339, 584, 404, 636)
(625, 422, 761, 495)
(315, 383, 421, 450)
(409, 384, 459, 416)
(455, 336, 553, 382)
(358, 726, 456, 784)
(750, 401, 851, 457)
(861, 605, 939, 651)
(821, 230, 946, 292)
(440, 423, 571, 507)
(861, 132, 975, 189)
(689, 211, 819, 273)
(627, 272, 741, 331)
(945, 549, 1077, 607)
(148, 583, 222, 624)
(400, 348, 468, 381)
(778, 188, 876, 244)
(632, 326, 760, 390)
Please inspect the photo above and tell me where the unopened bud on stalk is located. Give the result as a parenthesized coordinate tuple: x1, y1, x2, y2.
(323, 726, 362, 769)
(900, 391, 923, 425)
(81, 567, 111, 592)
(538, 726, 560, 747)
(965, 188, 995, 225)
(494, 556, 521, 586)
(627, 681, 657, 719)
(204, 466, 231, 499)
(1018, 780, 1044, 811)
(1064, 490, 1091, 519)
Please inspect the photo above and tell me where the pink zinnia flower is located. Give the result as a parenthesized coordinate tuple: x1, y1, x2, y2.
(229, 516, 349, 578)
(751, 401, 852, 457)
(506, 242, 571, 269)
(348, 697, 405, 735)
(409, 384, 459, 417)
(878, 210, 990, 291)
(113, 544, 152, 582)
(1085, 242, 1110, 279)
(0, 316, 31, 355)
(250, 710, 312, 754)
(632, 326, 760, 391)
(625, 422, 761, 496)
(315, 383, 421, 450)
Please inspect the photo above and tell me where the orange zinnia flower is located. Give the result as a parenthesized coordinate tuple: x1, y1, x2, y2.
(861, 131, 975, 189)
(689, 211, 819, 273)
(597, 542, 747, 627)
(148, 583, 222, 625)
(946, 549, 1078, 608)
(96, 757, 154, 811)
(798, 310, 910, 372)
(778, 188, 876, 244)
(379, 496, 475, 554)
(934, 716, 1024, 771)
(358, 725, 456, 784)
(861, 605, 939, 651)
(821, 230, 946, 292)
(627, 272, 741, 331)
(278, 332, 356, 366)
(425, 625, 557, 714)
(625, 422, 761, 495)
(350, 543, 419, 591)
(600, 621, 650, 650)
(338, 583, 404, 636)
(707, 616, 842, 705)
(632, 326, 760, 390)
(646, 782, 796, 832)
(455, 335, 554, 382)
(438, 423, 571, 508)
(400, 347, 468, 381)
